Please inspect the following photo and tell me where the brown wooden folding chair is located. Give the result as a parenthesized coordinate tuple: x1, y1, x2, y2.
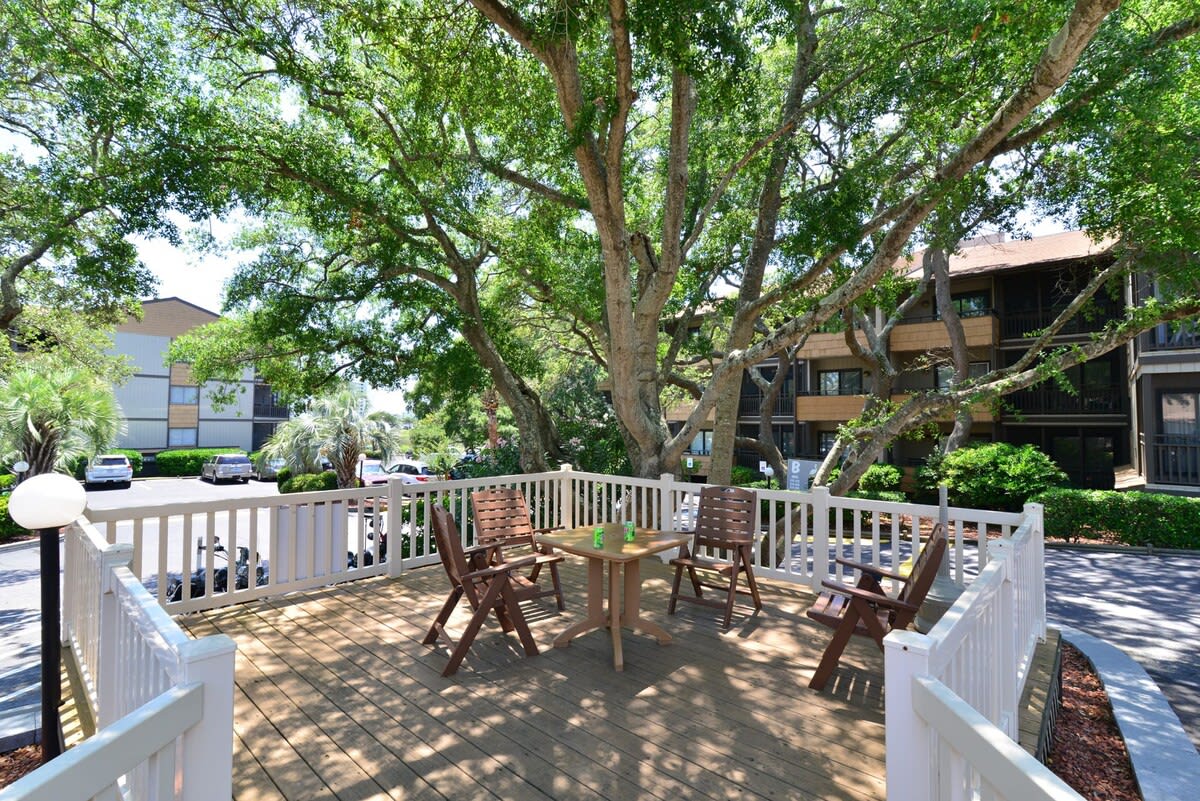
(423, 506, 540, 676)
(806, 523, 948, 690)
(471, 487, 566, 610)
(667, 485, 763, 629)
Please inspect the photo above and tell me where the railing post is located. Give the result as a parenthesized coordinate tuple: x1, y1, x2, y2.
(96, 543, 134, 729)
(176, 635, 237, 801)
(558, 464, 575, 530)
(387, 477, 404, 578)
(810, 486, 830, 591)
(996, 543, 1018, 739)
(1024, 502, 1046, 640)
(884, 630, 935, 801)
(658, 473, 676, 533)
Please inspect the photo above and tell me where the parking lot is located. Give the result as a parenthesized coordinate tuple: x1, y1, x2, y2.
(83, 475, 282, 512)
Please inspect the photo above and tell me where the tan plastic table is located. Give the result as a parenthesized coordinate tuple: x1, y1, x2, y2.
(534, 524, 689, 671)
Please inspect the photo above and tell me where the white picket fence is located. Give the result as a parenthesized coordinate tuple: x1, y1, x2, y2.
(884, 504, 1082, 801)
(67, 466, 1055, 801)
(0, 518, 236, 801)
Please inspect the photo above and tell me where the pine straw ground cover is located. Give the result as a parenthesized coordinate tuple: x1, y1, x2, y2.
(1048, 643, 1142, 801)
(1, 644, 1142, 797)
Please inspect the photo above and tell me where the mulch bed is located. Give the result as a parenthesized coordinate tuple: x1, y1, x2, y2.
(0, 745, 39, 789)
(1047, 642, 1142, 801)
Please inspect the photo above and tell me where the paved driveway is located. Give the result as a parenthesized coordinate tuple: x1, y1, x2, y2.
(1044, 547, 1200, 752)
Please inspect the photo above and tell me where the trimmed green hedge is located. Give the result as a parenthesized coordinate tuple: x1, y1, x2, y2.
(279, 472, 339, 493)
(155, 448, 245, 477)
(0, 496, 25, 541)
(1031, 487, 1200, 549)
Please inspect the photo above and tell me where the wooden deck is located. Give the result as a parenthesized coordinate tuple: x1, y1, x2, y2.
(181, 555, 888, 801)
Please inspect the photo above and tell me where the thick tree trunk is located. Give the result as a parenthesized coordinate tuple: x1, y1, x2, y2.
(931, 249, 974, 454)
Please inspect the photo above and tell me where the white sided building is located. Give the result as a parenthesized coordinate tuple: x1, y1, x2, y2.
(111, 297, 290, 455)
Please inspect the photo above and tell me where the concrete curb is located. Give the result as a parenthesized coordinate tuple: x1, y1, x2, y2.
(0, 704, 38, 754)
(1058, 625, 1200, 801)
(0, 533, 62, 553)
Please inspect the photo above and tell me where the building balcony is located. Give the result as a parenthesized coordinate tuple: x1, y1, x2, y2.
(739, 392, 796, 418)
(1004, 385, 1127, 417)
(795, 393, 993, 423)
(1145, 435, 1200, 488)
(1000, 307, 1120, 340)
(1143, 321, 1200, 352)
(797, 313, 998, 360)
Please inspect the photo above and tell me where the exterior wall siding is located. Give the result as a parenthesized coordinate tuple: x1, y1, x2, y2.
(121, 420, 169, 451)
(198, 420, 253, 451)
(115, 376, 169, 418)
(111, 333, 171, 376)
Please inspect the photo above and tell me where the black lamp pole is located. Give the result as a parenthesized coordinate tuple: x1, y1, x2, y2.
(39, 524, 62, 763)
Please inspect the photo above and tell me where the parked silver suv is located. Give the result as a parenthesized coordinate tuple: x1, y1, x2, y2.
(200, 454, 253, 484)
(85, 454, 133, 488)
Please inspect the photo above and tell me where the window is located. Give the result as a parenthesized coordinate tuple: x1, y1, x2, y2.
(1161, 393, 1200, 439)
(818, 431, 839, 455)
(688, 430, 713, 455)
(169, 385, 199, 404)
(818, 369, 862, 396)
(934, 361, 990, 390)
(954, 291, 990, 318)
(168, 427, 197, 447)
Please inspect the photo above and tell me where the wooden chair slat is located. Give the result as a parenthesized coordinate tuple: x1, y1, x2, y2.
(471, 488, 566, 610)
(667, 485, 763, 629)
(423, 507, 539, 676)
(806, 523, 948, 691)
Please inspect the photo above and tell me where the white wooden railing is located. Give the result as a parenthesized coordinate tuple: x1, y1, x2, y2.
(68, 467, 1056, 801)
(83, 466, 1026, 618)
(0, 519, 236, 801)
(884, 503, 1081, 801)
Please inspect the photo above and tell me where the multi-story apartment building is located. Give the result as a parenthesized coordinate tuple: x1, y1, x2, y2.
(111, 297, 290, 455)
(675, 231, 1199, 494)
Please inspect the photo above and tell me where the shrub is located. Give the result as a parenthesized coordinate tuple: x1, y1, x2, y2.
(154, 448, 245, 477)
(275, 467, 293, 486)
(1032, 487, 1200, 549)
(921, 443, 1067, 511)
(279, 471, 339, 493)
(0, 496, 25, 541)
(858, 464, 902, 494)
(730, 465, 758, 486)
(0, 474, 14, 493)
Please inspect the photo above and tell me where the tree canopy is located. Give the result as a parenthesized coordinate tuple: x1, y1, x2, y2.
(38, 0, 1198, 482)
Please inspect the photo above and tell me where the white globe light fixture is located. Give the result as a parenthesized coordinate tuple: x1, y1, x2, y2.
(9, 472, 86, 530)
(9, 472, 87, 763)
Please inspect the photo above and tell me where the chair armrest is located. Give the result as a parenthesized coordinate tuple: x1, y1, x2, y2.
(462, 554, 540, 581)
(818, 580, 919, 613)
(833, 557, 906, 582)
(463, 541, 503, 557)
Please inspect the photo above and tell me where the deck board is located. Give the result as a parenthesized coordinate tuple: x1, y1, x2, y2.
(182, 555, 888, 801)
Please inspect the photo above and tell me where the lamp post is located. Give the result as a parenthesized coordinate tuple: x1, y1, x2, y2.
(8, 472, 87, 763)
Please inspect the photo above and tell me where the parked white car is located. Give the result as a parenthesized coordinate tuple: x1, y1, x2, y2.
(200, 454, 253, 484)
(85, 454, 133, 488)
(387, 459, 437, 482)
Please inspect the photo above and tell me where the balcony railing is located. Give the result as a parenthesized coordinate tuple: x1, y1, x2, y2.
(1005, 384, 1127, 416)
(1145, 321, 1200, 351)
(739, 392, 796, 418)
(1146, 435, 1200, 487)
(252, 402, 290, 418)
(1001, 307, 1119, 339)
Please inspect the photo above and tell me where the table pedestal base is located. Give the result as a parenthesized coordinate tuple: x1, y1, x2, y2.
(552, 557, 671, 671)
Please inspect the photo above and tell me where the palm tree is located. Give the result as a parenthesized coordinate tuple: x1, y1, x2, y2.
(263, 387, 404, 488)
(0, 360, 125, 477)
